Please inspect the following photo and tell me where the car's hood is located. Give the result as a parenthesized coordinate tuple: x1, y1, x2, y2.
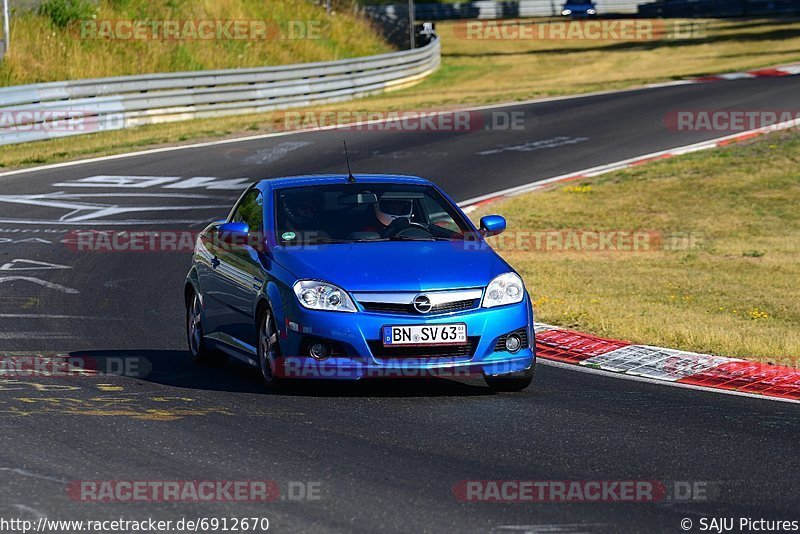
(272, 241, 512, 292)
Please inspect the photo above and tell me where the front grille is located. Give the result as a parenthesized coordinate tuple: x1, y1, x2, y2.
(368, 337, 479, 359)
(432, 299, 479, 314)
(360, 302, 413, 314)
(360, 298, 479, 315)
(494, 328, 530, 352)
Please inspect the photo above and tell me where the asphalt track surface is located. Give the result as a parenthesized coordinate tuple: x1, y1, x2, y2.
(1, 77, 800, 533)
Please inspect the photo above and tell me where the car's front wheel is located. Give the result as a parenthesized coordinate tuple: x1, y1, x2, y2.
(258, 307, 282, 390)
(483, 365, 534, 392)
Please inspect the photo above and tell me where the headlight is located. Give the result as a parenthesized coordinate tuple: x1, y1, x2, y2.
(482, 272, 525, 308)
(562, 9, 572, 15)
(293, 280, 357, 312)
(587, 8, 596, 14)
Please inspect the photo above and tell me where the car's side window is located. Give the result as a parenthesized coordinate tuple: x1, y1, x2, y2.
(230, 189, 264, 232)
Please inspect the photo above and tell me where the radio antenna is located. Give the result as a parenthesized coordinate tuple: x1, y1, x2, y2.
(343, 140, 356, 183)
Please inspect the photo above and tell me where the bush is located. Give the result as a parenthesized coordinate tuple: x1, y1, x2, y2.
(38, 0, 97, 29)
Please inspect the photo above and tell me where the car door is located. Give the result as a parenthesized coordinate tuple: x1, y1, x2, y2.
(195, 219, 228, 336)
(213, 188, 267, 352)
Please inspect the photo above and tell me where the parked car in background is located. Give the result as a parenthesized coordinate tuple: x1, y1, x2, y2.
(562, 0, 598, 17)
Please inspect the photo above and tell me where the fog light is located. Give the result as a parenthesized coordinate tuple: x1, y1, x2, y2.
(505, 335, 522, 353)
(309, 343, 328, 360)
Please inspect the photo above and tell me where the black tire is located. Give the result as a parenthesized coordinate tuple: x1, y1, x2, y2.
(186, 289, 224, 364)
(257, 306, 282, 390)
(483, 365, 534, 392)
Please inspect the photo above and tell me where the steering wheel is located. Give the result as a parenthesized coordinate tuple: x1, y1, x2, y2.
(383, 220, 434, 239)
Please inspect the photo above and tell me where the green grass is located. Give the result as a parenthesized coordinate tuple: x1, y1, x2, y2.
(470, 130, 800, 365)
(2, 17, 800, 170)
(377, 17, 800, 106)
(0, 0, 390, 85)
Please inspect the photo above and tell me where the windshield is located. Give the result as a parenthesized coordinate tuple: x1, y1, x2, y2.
(275, 183, 472, 245)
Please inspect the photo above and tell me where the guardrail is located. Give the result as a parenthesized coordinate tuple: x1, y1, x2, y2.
(367, 0, 800, 19)
(365, 0, 642, 19)
(638, 0, 800, 17)
(0, 38, 440, 146)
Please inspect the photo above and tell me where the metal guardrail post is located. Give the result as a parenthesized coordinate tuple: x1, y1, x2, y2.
(408, 0, 416, 49)
(2, 0, 9, 55)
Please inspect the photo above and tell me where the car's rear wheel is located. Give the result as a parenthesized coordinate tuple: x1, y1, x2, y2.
(483, 365, 534, 392)
(258, 307, 282, 390)
(186, 290, 220, 364)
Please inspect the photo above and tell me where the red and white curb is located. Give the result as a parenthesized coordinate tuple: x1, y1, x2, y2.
(459, 115, 800, 213)
(458, 118, 800, 403)
(533, 324, 800, 403)
(692, 63, 800, 82)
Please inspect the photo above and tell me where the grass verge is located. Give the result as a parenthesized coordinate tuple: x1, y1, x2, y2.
(411, 17, 800, 106)
(0, 0, 390, 85)
(470, 129, 800, 364)
(2, 17, 800, 170)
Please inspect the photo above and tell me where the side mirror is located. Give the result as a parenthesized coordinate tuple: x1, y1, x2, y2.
(217, 221, 249, 246)
(480, 215, 506, 237)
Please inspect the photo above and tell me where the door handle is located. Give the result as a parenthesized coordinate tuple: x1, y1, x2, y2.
(211, 256, 221, 269)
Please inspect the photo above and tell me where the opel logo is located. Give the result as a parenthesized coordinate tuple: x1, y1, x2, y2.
(413, 294, 433, 314)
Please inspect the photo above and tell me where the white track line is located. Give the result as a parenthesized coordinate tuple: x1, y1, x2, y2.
(0, 61, 796, 181)
(459, 117, 800, 208)
(0, 82, 695, 181)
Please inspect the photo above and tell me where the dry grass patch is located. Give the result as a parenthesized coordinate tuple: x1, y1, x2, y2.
(471, 131, 800, 364)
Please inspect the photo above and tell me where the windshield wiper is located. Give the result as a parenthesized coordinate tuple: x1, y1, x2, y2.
(387, 236, 457, 242)
(303, 237, 390, 244)
(289, 237, 354, 245)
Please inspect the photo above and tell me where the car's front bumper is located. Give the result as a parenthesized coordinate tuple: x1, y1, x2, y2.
(272, 296, 535, 380)
(562, 10, 596, 17)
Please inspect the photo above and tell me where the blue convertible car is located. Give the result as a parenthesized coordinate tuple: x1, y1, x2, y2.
(185, 174, 535, 391)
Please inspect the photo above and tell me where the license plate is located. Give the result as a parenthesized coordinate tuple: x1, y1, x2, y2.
(382, 323, 467, 346)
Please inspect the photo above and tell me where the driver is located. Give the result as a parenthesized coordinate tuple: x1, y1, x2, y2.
(374, 197, 413, 227)
(370, 197, 414, 238)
